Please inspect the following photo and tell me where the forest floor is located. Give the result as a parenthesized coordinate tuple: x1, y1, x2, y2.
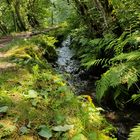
(0, 34, 115, 140)
(0, 37, 16, 70)
(0, 32, 38, 71)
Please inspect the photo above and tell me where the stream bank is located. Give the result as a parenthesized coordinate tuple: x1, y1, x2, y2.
(0, 35, 114, 140)
(55, 36, 96, 96)
(55, 36, 140, 140)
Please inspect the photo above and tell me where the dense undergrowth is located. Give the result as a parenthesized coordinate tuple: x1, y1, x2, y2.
(67, 0, 140, 138)
(71, 29, 140, 108)
(0, 35, 116, 139)
(1, 0, 140, 139)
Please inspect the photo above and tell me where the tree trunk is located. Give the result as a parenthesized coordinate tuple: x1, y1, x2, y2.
(14, 0, 26, 31)
(27, 0, 40, 28)
(93, 0, 108, 28)
(73, 0, 102, 37)
(6, 0, 17, 32)
(0, 22, 8, 35)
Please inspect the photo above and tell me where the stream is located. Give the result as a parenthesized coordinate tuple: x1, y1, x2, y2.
(55, 36, 140, 140)
(56, 36, 96, 94)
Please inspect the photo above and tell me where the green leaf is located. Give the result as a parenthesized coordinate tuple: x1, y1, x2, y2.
(31, 99, 38, 106)
(38, 126, 52, 139)
(20, 126, 29, 135)
(52, 124, 74, 132)
(128, 123, 140, 140)
(88, 132, 97, 139)
(0, 124, 3, 129)
(55, 114, 65, 124)
(71, 133, 87, 140)
(27, 90, 38, 98)
(0, 106, 8, 113)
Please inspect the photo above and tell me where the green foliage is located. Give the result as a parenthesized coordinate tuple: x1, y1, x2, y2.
(0, 0, 74, 35)
(95, 31, 140, 104)
(5, 34, 58, 66)
(3, 0, 140, 138)
(71, 26, 140, 106)
(110, 0, 140, 30)
(0, 37, 115, 139)
(0, 106, 9, 113)
(96, 63, 138, 103)
(77, 31, 140, 69)
(0, 120, 16, 139)
(38, 125, 52, 139)
(71, 31, 116, 69)
(128, 123, 140, 140)
(97, 34, 140, 106)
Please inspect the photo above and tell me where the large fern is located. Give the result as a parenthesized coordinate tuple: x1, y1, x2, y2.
(71, 26, 140, 106)
(96, 49, 140, 102)
(94, 31, 140, 103)
(128, 123, 140, 140)
(80, 31, 140, 70)
(96, 62, 139, 102)
(107, 31, 140, 55)
(80, 34, 115, 69)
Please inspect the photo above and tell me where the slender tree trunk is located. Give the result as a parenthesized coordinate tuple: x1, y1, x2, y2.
(100, 0, 123, 36)
(51, 8, 54, 26)
(73, 0, 102, 37)
(27, 0, 39, 28)
(93, 0, 108, 28)
(0, 22, 8, 35)
(6, 0, 17, 32)
(14, 0, 26, 31)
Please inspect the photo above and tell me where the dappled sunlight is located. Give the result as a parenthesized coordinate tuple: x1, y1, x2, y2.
(0, 62, 16, 70)
(2, 0, 140, 138)
(0, 35, 115, 139)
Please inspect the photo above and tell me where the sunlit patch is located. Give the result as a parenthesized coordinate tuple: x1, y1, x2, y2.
(0, 62, 16, 69)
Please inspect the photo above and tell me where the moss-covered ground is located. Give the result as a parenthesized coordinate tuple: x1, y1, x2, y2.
(0, 35, 116, 140)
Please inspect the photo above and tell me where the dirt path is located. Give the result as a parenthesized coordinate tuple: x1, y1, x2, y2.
(0, 36, 17, 69)
(0, 32, 36, 69)
(0, 26, 60, 48)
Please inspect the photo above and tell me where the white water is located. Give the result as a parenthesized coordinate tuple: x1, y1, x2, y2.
(56, 36, 79, 73)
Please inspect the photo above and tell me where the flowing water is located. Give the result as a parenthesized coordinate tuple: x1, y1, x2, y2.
(55, 36, 140, 140)
(56, 36, 96, 94)
(56, 36, 79, 73)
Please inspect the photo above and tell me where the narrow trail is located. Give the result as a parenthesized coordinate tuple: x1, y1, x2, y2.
(0, 27, 58, 69)
(0, 26, 60, 48)
(0, 35, 18, 72)
(0, 36, 15, 70)
(0, 26, 60, 72)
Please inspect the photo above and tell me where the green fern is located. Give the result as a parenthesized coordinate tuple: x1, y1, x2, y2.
(82, 58, 110, 69)
(128, 123, 140, 140)
(131, 93, 140, 103)
(106, 31, 140, 55)
(80, 31, 140, 69)
(80, 36, 113, 69)
(111, 51, 140, 62)
(96, 63, 139, 102)
(71, 26, 140, 106)
(95, 31, 140, 102)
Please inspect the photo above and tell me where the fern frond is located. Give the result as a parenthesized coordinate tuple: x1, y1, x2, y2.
(131, 93, 140, 103)
(82, 58, 109, 69)
(96, 63, 138, 102)
(128, 123, 140, 140)
(106, 31, 140, 55)
(111, 51, 140, 62)
(88, 38, 102, 46)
